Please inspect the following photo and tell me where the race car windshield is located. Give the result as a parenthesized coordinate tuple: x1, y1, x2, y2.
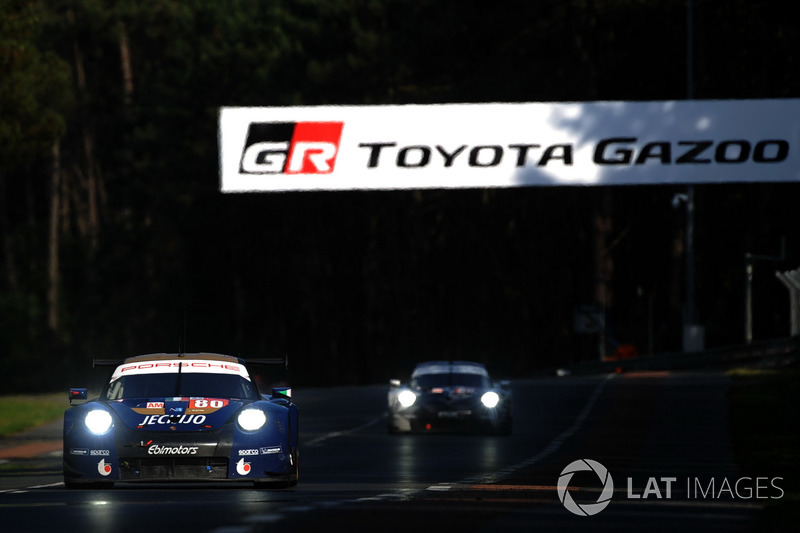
(104, 373, 260, 400)
(410, 373, 490, 391)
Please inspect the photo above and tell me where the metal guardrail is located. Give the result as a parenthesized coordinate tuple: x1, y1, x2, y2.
(566, 336, 800, 375)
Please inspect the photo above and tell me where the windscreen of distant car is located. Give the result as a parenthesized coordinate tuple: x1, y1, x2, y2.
(410, 372, 490, 391)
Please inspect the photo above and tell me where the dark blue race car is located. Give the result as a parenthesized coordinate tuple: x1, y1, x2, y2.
(388, 361, 512, 435)
(63, 353, 298, 489)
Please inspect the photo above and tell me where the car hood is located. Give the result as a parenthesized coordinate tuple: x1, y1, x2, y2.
(107, 397, 246, 431)
(417, 386, 485, 406)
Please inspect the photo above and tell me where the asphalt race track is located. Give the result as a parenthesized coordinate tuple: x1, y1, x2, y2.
(0, 373, 769, 532)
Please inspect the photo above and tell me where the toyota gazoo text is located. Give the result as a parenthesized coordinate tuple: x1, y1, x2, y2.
(388, 361, 512, 435)
(63, 353, 298, 488)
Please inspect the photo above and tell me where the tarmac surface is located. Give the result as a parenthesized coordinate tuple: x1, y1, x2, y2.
(0, 375, 773, 532)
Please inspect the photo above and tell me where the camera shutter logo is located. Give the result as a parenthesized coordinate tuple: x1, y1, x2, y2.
(239, 121, 344, 175)
(557, 459, 614, 516)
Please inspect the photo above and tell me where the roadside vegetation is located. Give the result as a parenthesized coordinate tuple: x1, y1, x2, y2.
(0, 394, 65, 437)
(2, 2, 800, 392)
(727, 365, 799, 529)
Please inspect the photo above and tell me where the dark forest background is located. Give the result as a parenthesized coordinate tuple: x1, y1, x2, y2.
(2, 0, 799, 391)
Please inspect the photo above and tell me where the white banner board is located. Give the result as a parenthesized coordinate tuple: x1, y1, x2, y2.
(218, 99, 800, 192)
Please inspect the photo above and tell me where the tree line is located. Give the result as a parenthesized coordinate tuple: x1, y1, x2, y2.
(1, 0, 799, 391)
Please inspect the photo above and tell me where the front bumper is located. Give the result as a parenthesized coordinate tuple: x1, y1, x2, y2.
(389, 404, 511, 434)
(63, 422, 295, 485)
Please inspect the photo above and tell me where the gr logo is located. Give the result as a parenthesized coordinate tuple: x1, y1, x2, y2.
(240, 121, 344, 174)
(557, 459, 614, 516)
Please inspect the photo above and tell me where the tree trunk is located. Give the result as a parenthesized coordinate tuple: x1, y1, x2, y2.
(594, 190, 613, 359)
(0, 171, 18, 290)
(68, 8, 101, 250)
(48, 141, 62, 334)
(118, 19, 134, 104)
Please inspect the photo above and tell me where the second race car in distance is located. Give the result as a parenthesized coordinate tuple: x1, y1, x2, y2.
(63, 352, 298, 489)
(387, 361, 512, 435)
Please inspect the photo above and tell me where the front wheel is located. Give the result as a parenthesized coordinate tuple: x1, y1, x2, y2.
(254, 449, 298, 489)
(496, 419, 513, 436)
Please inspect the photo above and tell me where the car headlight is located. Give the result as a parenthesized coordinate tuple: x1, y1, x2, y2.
(481, 391, 500, 408)
(397, 390, 417, 408)
(84, 409, 113, 435)
(237, 408, 267, 431)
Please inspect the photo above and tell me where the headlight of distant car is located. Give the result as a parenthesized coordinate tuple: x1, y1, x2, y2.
(84, 409, 113, 435)
(481, 391, 500, 408)
(397, 390, 417, 408)
(237, 408, 267, 431)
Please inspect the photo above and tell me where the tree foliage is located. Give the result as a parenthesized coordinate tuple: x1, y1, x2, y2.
(0, 0, 71, 162)
(1, 0, 799, 391)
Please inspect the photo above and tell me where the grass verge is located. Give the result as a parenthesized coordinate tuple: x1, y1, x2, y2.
(0, 393, 65, 438)
(727, 365, 799, 531)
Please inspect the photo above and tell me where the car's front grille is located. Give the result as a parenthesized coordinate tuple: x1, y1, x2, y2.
(118, 457, 229, 480)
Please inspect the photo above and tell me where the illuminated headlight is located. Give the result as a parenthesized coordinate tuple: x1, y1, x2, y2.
(84, 409, 113, 435)
(237, 408, 267, 431)
(481, 391, 500, 408)
(397, 390, 417, 408)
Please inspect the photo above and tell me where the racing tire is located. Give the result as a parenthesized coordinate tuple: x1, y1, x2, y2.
(496, 419, 513, 436)
(253, 449, 299, 489)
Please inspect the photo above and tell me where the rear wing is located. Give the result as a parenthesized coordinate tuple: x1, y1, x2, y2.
(92, 353, 289, 369)
(243, 355, 289, 370)
(93, 359, 123, 367)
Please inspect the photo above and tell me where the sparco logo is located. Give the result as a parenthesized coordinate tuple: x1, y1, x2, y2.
(240, 122, 344, 174)
(148, 444, 199, 455)
(557, 459, 615, 516)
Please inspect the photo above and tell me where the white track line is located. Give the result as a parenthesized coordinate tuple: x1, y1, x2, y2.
(428, 373, 616, 490)
(304, 414, 386, 447)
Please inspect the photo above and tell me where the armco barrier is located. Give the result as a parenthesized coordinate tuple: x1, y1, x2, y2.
(566, 336, 800, 375)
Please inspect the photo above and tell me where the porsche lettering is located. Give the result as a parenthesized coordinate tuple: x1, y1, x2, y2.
(120, 362, 243, 373)
(112, 360, 249, 381)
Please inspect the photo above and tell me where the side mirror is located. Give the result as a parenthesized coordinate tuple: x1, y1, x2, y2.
(389, 379, 401, 388)
(69, 388, 88, 405)
(272, 387, 292, 403)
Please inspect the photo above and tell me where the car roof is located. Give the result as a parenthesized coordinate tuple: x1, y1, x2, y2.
(412, 361, 488, 376)
(108, 353, 251, 382)
(121, 353, 242, 364)
(414, 360, 486, 369)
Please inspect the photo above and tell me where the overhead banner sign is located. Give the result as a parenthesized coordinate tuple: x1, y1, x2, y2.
(218, 99, 800, 192)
